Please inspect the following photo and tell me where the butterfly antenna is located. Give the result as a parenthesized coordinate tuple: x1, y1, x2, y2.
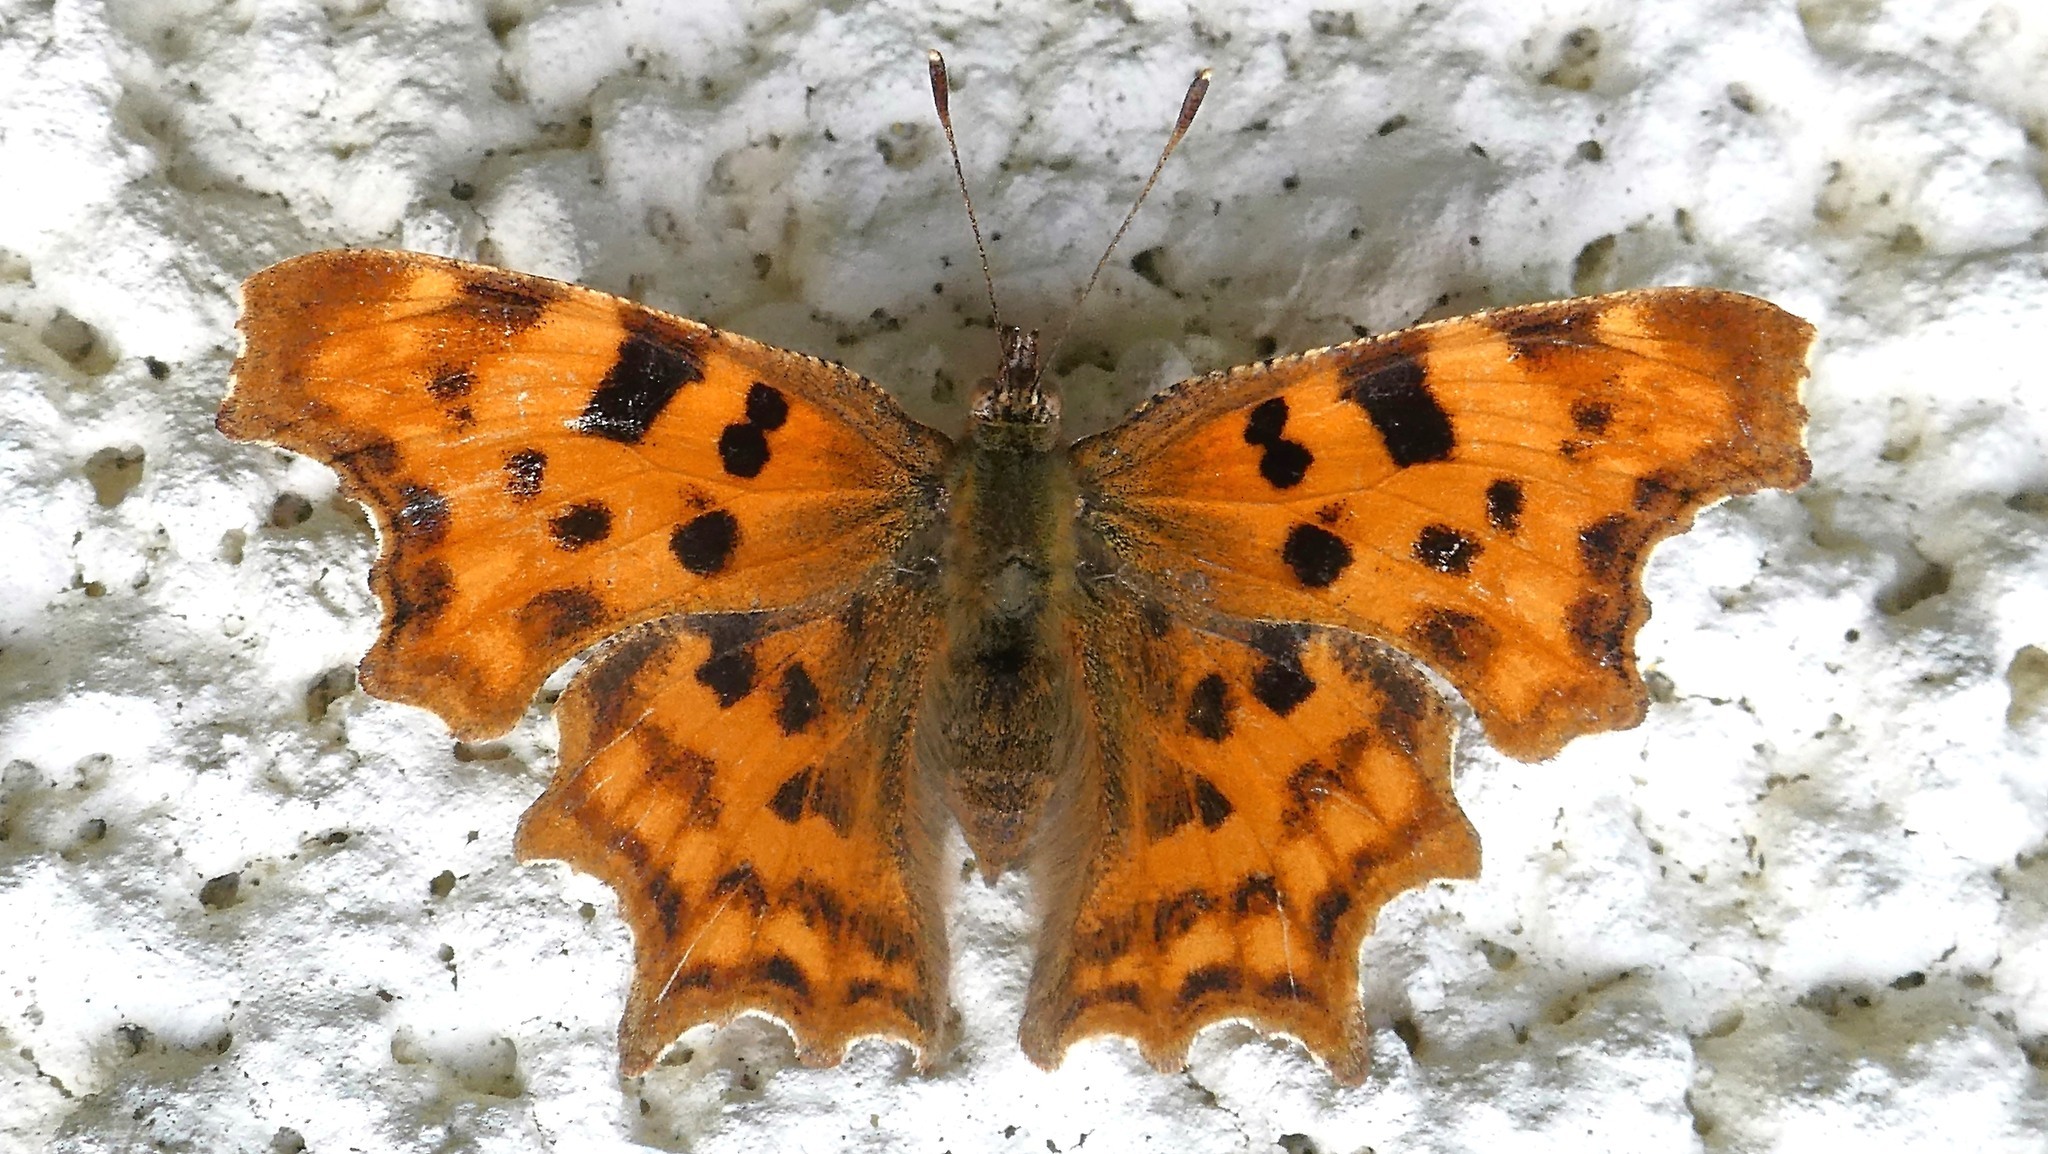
(1039, 66, 1211, 382)
(928, 50, 1005, 339)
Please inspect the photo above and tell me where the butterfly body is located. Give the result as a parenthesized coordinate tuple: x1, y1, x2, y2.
(221, 248, 1810, 1082)
(925, 325, 1089, 876)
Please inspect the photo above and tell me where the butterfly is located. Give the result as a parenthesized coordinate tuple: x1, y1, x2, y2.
(215, 54, 1812, 1084)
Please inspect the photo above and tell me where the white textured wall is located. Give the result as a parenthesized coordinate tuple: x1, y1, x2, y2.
(2, 1, 2045, 1151)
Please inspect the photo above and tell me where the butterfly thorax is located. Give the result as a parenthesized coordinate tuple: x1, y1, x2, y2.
(921, 324, 1083, 878)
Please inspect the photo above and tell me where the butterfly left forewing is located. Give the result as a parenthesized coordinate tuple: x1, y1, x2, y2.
(221, 250, 949, 740)
(1022, 583, 1478, 1082)
(1073, 287, 1812, 760)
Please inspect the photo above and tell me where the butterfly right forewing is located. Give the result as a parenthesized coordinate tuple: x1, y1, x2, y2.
(1071, 288, 1812, 760)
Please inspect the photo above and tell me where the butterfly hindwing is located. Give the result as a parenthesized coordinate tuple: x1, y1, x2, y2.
(515, 581, 948, 1073)
(220, 250, 950, 740)
(1021, 581, 1479, 1082)
(1071, 288, 1813, 760)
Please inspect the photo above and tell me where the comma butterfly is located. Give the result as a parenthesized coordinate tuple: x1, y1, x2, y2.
(217, 54, 1811, 1083)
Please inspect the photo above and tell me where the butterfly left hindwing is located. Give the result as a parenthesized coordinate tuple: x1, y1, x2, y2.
(516, 593, 949, 1074)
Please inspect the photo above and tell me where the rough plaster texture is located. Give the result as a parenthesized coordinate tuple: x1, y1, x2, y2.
(2, 0, 2046, 1151)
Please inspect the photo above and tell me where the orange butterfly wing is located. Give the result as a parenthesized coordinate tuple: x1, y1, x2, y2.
(515, 596, 948, 1073)
(1033, 287, 1811, 1077)
(220, 250, 947, 739)
(221, 250, 954, 1072)
(1072, 288, 1813, 761)
(1023, 587, 1478, 1082)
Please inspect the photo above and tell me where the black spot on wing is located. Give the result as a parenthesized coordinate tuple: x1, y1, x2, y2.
(1069, 983, 1144, 1020)
(1363, 655, 1434, 755)
(1249, 626, 1316, 716)
(574, 313, 704, 444)
(717, 382, 791, 479)
(1282, 523, 1353, 588)
(613, 831, 652, 870)
(579, 626, 682, 747)
(1408, 607, 1499, 671)
(1485, 479, 1524, 534)
(396, 485, 450, 544)
(646, 872, 685, 936)
(335, 436, 401, 479)
(391, 559, 455, 632)
(671, 510, 739, 575)
(1244, 396, 1288, 444)
(518, 587, 604, 646)
(426, 366, 474, 401)
(1078, 912, 1140, 964)
(1413, 523, 1482, 575)
(693, 625, 757, 707)
(453, 272, 559, 332)
(1177, 964, 1242, 1005)
(718, 424, 770, 478)
(640, 729, 722, 827)
(1342, 347, 1453, 466)
(1259, 439, 1313, 488)
(807, 770, 852, 834)
(1184, 673, 1233, 742)
(1192, 774, 1233, 829)
(1242, 396, 1313, 488)
(1632, 471, 1695, 516)
(1567, 592, 1630, 670)
(745, 381, 789, 428)
(1578, 514, 1632, 579)
(776, 662, 822, 735)
(1153, 889, 1213, 944)
(671, 965, 716, 992)
(759, 954, 811, 1000)
(786, 875, 846, 934)
(767, 763, 850, 833)
(504, 448, 546, 501)
(849, 911, 914, 963)
(1495, 306, 1586, 363)
(1571, 399, 1613, 433)
(548, 501, 612, 550)
(1282, 761, 1345, 830)
(1311, 888, 1353, 952)
(1233, 873, 1280, 915)
(768, 768, 813, 824)
(711, 862, 768, 913)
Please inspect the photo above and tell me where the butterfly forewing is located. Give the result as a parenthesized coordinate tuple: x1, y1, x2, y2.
(1071, 288, 1813, 760)
(221, 250, 951, 740)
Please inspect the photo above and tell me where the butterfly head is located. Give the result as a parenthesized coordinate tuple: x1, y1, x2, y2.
(969, 324, 1060, 448)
